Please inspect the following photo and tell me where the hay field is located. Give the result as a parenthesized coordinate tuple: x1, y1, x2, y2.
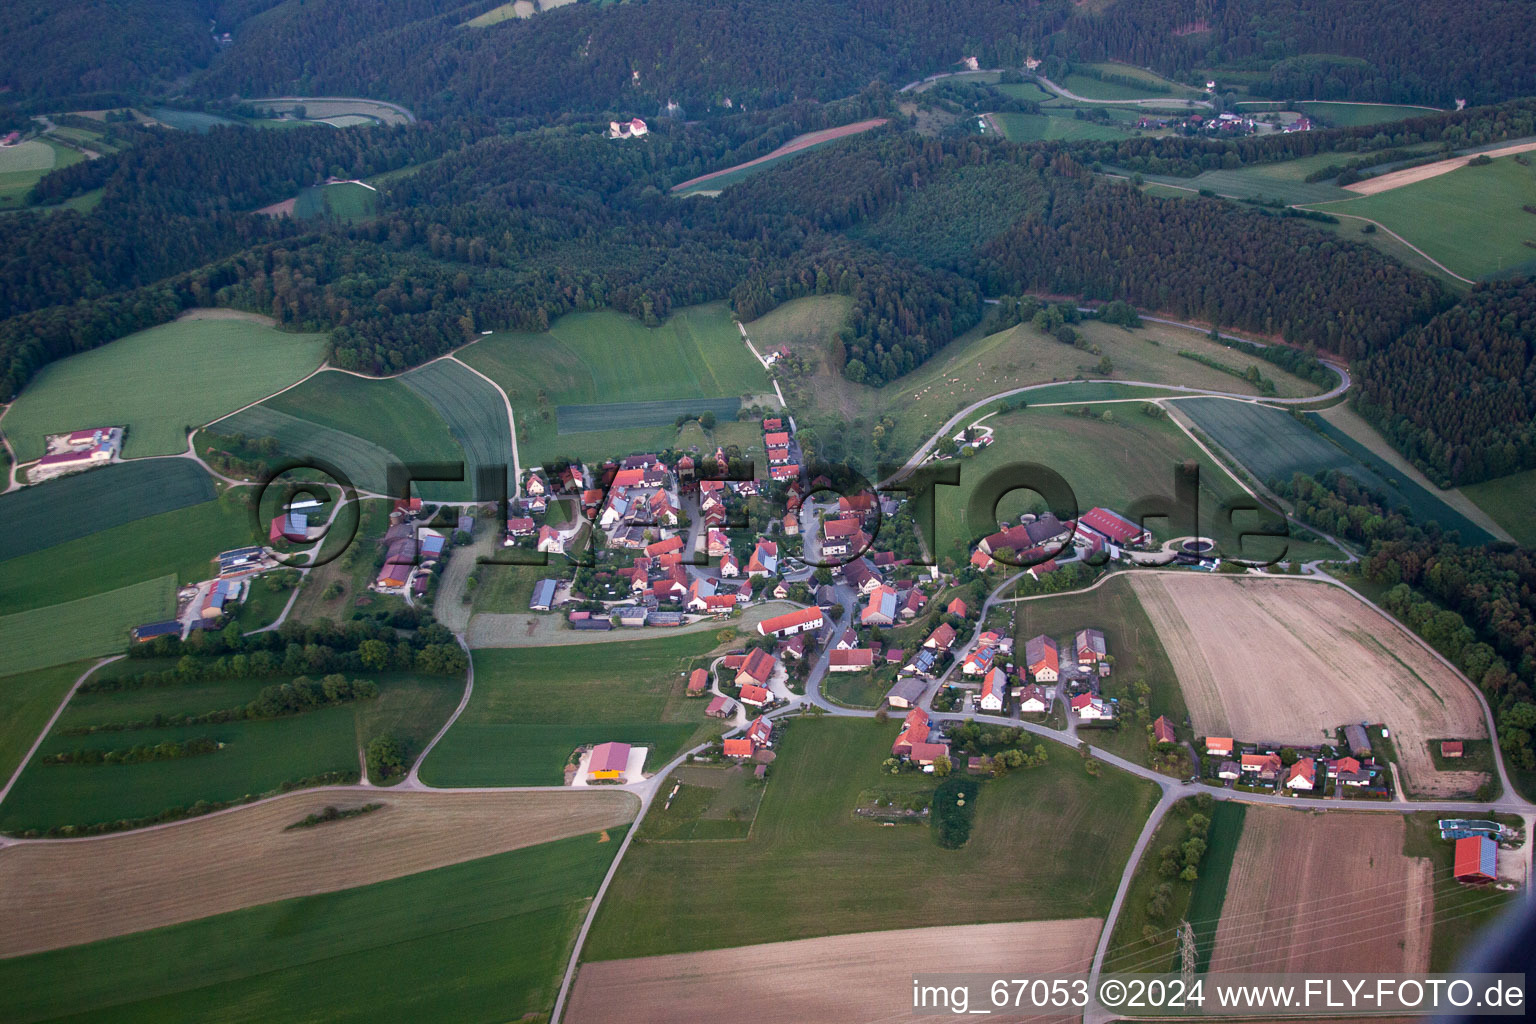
(0, 788, 635, 957)
(0, 140, 56, 174)
(2, 317, 327, 461)
(1210, 808, 1431, 974)
(567, 919, 1099, 1024)
(1129, 575, 1487, 796)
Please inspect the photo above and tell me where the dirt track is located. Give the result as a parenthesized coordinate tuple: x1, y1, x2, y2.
(1344, 140, 1536, 195)
(0, 788, 635, 957)
(670, 118, 888, 192)
(565, 919, 1100, 1024)
(1130, 575, 1486, 796)
(1211, 808, 1430, 974)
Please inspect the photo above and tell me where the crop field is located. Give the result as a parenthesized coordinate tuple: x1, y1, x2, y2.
(1211, 808, 1431, 973)
(992, 112, 1127, 142)
(1462, 468, 1536, 547)
(0, 661, 91, 788)
(1301, 101, 1441, 126)
(568, 920, 1100, 1024)
(2, 317, 328, 462)
(459, 302, 768, 464)
(1176, 396, 1495, 543)
(215, 404, 420, 497)
(0, 670, 462, 834)
(557, 395, 741, 433)
(1013, 574, 1188, 768)
(0, 139, 79, 206)
(400, 359, 513, 489)
(0, 789, 635, 956)
(0, 459, 213, 562)
(291, 181, 377, 221)
(775, 299, 1324, 474)
(0, 576, 175, 677)
(0, 492, 254, 614)
(1129, 574, 1488, 796)
(0, 831, 622, 1024)
(582, 716, 1158, 959)
(934, 404, 1330, 564)
(1303, 155, 1536, 280)
(420, 633, 727, 786)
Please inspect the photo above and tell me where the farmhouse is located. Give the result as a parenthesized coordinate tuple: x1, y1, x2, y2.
(1217, 760, 1240, 780)
(1069, 693, 1113, 721)
(735, 648, 777, 688)
(706, 695, 733, 718)
(747, 716, 773, 748)
(1152, 716, 1176, 745)
(1205, 737, 1234, 757)
(924, 622, 957, 651)
(1241, 752, 1284, 782)
(829, 649, 875, 672)
(739, 683, 771, 707)
(707, 529, 730, 557)
(900, 589, 926, 619)
(1454, 836, 1497, 884)
(758, 606, 824, 637)
(687, 669, 709, 696)
(978, 515, 1069, 557)
(1345, 724, 1372, 757)
(892, 708, 940, 759)
(1015, 684, 1048, 713)
(588, 742, 631, 780)
(885, 677, 927, 709)
(505, 516, 536, 539)
(1075, 628, 1107, 668)
(1025, 635, 1059, 682)
(1078, 507, 1149, 547)
(961, 645, 995, 676)
(1284, 758, 1317, 791)
(723, 738, 753, 759)
(861, 585, 898, 625)
(979, 668, 1008, 712)
(376, 560, 412, 590)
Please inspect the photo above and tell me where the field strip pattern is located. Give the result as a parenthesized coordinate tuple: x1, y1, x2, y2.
(401, 360, 514, 491)
(1127, 574, 1485, 796)
(0, 576, 175, 675)
(212, 404, 404, 495)
(0, 460, 213, 561)
(566, 919, 1100, 1024)
(0, 789, 637, 957)
(557, 396, 740, 434)
(1211, 808, 1429, 974)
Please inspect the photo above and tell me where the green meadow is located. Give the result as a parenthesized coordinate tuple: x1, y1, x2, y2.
(583, 716, 1159, 959)
(0, 577, 176, 676)
(0, 832, 623, 1024)
(992, 112, 1127, 142)
(400, 359, 514, 490)
(2, 318, 328, 462)
(0, 138, 80, 207)
(0, 661, 92, 785)
(1462, 468, 1536, 547)
(420, 632, 727, 787)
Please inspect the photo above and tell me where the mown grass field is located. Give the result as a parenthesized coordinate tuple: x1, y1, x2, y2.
(2, 318, 328, 462)
(0, 138, 80, 207)
(1013, 573, 1190, 766)
(0, 459, 213, 561)
(1462, 468, 1536, 547)
(0, 669, 461, 833)
(1129, 166, 1355, 205)
(0, 576, 176, 677)
(0, 492, 254, 614)
(768, 295, 1323, 474)
(292, 181, 377, 222)
(459, 302, 769, 465)
(1301, 101, 1442, 126)
(400, 359, 512, 491)
(992, 112, 1126, 142)
(1176, 397, 1495, 543)
(1059, 71, 1186, 101)
(1304, 155, 1536, 280)
(0, 661, 91, 787)
(637, 764, 767, 841)
(420, 632, 728, 786)
(583, 716, 1159, 959)
(935, 403, 1330, 563)
(0, 831, 623, 1024)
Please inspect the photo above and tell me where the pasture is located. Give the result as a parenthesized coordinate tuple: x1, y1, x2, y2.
(638, 764, 766, 841)
(0, 789, 636, 956)
(2, 316, 328, 462)
(1211, 808, 1431, 973)
(1013, 574, 1188, 768)
(0, 661, 91, 788)
(771, 297, 1324, 475)
(459, 302, 768, 465)
(1129, 574, 1488, 796)
(419, 633, 727, 786)
(400, 359, 513, 489)
(0, 670, 463, 834)
(0, 492, 254, 614)
(0, 831, 623, 1024)
(0, 138, 78, 207)
(0, 577, 175, 676)
(1462, 468, 1536, 547)
(582, 716, 1158, 959)
(291, 181, 377, 221)
(1301, 101, 1442, 126)
(0, 459, 213, 561)
(992, 112, 1126, 143)
(1129, 166, 1355, 205)
(1059, 71, 1184, 101)
(1176, 396, 1495, 543)
(568, 920, 1099, 1024)
(1303, 155, 1536, 280)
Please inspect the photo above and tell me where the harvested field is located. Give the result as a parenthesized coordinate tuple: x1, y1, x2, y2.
(1129, 575, 1487, 796)
(1343, 140, 1536, 195)
(0, 788, 636, 957)
(671, 118, 888, 193)
(567, 919, 1099, 1024)
(1210, 808, 1430, 974)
